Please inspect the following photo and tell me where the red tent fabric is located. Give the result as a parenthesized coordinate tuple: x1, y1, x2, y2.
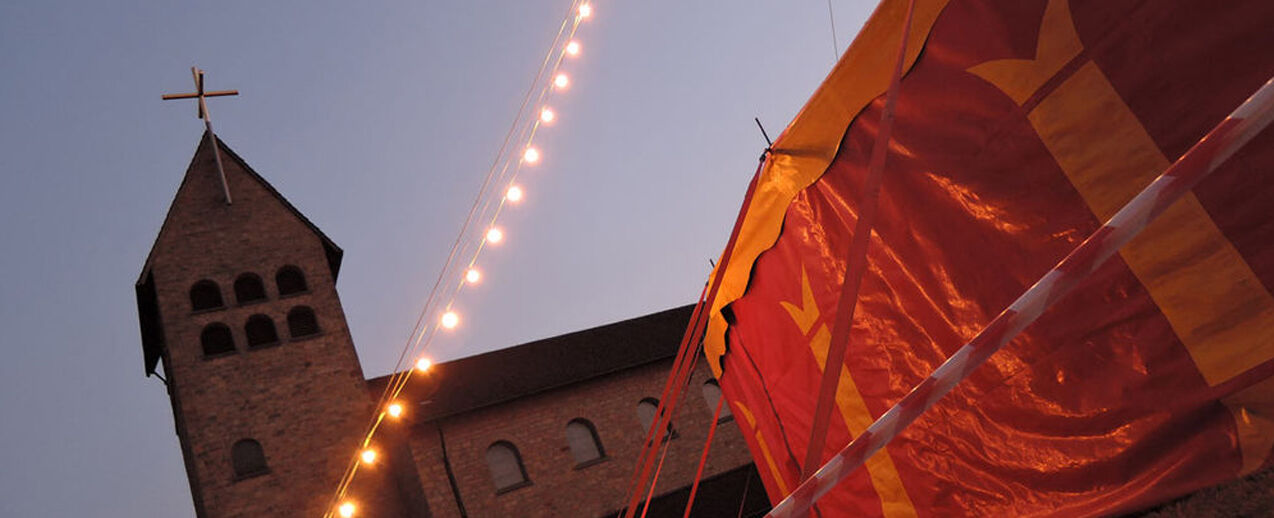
(704, 1, 1274, 515)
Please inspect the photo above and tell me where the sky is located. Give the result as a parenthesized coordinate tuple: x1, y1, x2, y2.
(0, 1, 874, 515)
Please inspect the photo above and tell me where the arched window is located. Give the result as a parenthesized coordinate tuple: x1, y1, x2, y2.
(231, 439, 268, 478)
(276, 266, 308, 296)
(234, 273, 267, 305)
(486, 441, 529, 492)
(200, 323, 235, 356)
(245, 315, 279, 349)
(702, 380, 733, 422)
(565, 419, 605, 466)
(287, 306, 320, 339)
(189, 280, 224, 311)
(637, 398, 659, 433)
(636, 398, 675, 440)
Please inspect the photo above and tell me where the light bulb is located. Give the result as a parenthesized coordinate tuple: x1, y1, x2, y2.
(338, 502, 356, 517)
(553, 74, 569, 89)
(465, 268, 481, 284)
(486, 227, 503, 244)
(361, 449, 376, 464)
(565, 41, 580, 56)
(505, 185, 524, 203)
(387, 403, 404, 418)
(540, 107, 555, 123)
(441, 311, 460, 329)
(523, 147, 540, 163)
(415, 357, 433, 372)
(579, 4, 592, 18)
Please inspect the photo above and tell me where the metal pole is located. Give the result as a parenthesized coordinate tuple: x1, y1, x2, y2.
(203, 117, 233, 205)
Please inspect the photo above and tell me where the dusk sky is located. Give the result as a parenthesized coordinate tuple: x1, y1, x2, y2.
(0, 1, 874, 515)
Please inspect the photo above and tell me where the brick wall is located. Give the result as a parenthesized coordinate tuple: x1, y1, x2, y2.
(145, 135, 408, 517)
(405, 359, 755, 518)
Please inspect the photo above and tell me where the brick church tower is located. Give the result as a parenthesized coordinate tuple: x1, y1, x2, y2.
(135, 132, 418, 517)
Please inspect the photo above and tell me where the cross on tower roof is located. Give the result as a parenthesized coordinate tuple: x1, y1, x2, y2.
(163, 67, 238, 204)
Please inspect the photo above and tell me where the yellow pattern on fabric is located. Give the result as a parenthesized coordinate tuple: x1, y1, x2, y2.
(735, 402, 792, 496)
(971, 0, 1274, 473)
(967, 0, 1081, 105)
(784, 269, 918, 517)
(780, 267, 820, 335)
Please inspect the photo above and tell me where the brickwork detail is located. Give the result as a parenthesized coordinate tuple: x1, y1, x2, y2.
(142, 134, 408, 517)
(407, 361, 754, 518)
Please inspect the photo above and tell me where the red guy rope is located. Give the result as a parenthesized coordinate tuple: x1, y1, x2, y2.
(623, 157, 766, 518)
(682, 392, 727, 518)
(802, 0, 916, 479)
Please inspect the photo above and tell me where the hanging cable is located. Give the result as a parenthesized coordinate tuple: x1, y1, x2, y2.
(825, 0, 840, 61)
(321, 2, 595, 515)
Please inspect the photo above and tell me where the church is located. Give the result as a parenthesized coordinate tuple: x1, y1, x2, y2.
(134, 132, 769, 517)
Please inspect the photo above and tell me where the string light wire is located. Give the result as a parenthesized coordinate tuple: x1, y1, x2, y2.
(322, 2, 592, 515)
(382, 0, 589, 419)
(826, 0, 840, 60)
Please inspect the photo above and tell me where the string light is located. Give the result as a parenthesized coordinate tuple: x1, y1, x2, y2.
(440, 311, 460, 329)
(324, 2, 599, 514)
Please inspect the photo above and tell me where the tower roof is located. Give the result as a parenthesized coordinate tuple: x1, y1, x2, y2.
(134, 131, 344, 375)
(136, 131, 343, 283)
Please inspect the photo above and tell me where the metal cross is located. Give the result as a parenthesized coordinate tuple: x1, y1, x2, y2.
(163, 67, 238, 204)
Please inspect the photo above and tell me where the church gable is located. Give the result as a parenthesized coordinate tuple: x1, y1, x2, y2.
(135, 131, 343, 375)
(138, 131, 342, 281)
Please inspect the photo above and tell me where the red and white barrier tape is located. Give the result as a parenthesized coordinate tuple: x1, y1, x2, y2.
(767, 75, 1274, 518)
